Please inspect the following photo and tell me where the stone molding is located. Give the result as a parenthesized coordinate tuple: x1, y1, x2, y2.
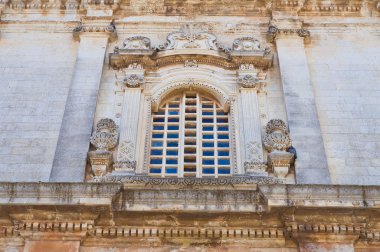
(94, 175, 283, 185)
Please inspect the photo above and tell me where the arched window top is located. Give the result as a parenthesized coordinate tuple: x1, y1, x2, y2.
(149, 91, 231, 178)
(151, 82, 230, 113)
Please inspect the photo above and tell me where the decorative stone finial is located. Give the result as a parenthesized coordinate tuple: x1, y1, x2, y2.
(88, 118, 118, 177)
(263, 119, 294, 179)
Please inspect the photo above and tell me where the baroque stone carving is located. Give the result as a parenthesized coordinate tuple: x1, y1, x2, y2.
(246, 141, 263, 163)
(122, 36, 151, 50)
(93, 175, 284, 185)
(244, 162, 268, 175)
(267, 25, 310, 43)
(88, 119, 118, 177)
(263, 119, 294, 179)
(123, 74, 144, 88)
(263, 119, 291, 152)
(156, 23, 224, 52)
(233, 37, 261, 51)
(113, 161, 136, 172)
(184, 59, 198, 68)
(237, 74, 259, 88)
(72, 20, 117, 41)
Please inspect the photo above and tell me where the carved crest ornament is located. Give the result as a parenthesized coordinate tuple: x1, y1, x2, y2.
(109, 24, 273, 70)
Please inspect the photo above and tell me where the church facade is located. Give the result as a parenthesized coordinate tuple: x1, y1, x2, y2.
(0, 0, 380, 251)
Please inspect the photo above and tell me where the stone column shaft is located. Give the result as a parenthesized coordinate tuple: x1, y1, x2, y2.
(50, 34, 108, 182)
(276, 37, 331, 184)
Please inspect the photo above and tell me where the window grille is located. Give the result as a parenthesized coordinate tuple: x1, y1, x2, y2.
(149, 91, 231, 177)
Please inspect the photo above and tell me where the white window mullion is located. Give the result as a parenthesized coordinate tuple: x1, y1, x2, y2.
(162, 103, 169, 177)
(213, 101, 218, 178)
(196, 93, 202, 178)
(178, 93, 186, 178)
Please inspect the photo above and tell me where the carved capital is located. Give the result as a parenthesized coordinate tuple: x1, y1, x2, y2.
(238, 74, 260, 88)
(268, 151, 294, 179)
(123, 74, 144, 88)
(73, 20, 117, 42)
(267, 25, 310, 43)
(88, 150, 113, 177)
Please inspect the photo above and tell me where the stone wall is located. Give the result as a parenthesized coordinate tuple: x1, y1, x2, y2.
(306, 26, 380, 185)
(0, 32, 78, 182)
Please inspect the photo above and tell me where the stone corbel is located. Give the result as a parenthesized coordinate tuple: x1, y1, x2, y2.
(73, 18, 117, 42)
(263, 119, 295, 179)
(88, 118, 118, 178)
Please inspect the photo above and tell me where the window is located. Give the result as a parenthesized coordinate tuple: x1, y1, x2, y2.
(149, 91, 231, 177)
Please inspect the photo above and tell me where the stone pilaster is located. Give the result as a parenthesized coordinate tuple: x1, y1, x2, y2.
(114, 70, 144, 173)
(238, 71, 266, 175)
(50, 25, 115, 182)
(268, 16, 331, 184)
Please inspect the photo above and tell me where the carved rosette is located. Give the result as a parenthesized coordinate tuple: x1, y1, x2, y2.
(123, 74, 144, 88)
(238, 75, 259, 88)
(263, 119, 294, 179)
(88, 119, 119, 178)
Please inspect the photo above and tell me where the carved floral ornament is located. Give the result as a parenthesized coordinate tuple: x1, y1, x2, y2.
(237, 74, 259, 88)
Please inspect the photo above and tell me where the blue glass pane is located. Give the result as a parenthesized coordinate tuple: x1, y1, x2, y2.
(168, 111, 179, 115)
(167, 142, 178, 147)
(151, 149, 163, 155)
(218, 159, 230, 165)
(202, 159, 215, 165)
(203, 134, 213, 139)
(153, 118, 165, 122)
(166, 159, 178, 165)
(203, 142, 214, 147)
(202, 104, 213, 108)
(168, 125, 179, 130)
(203, 151, 214, 156)
(169, 104, 179, 108)
(218, 151, 229, 156)
(218, 169, 230, 174)
(218, 142, 229, 147)
(153, 125, 164, 130)
(218, 126, 228, 131)
(152, 141, 163, 147)
(167, 133, 179, 138)
(166, 168, 177, 174)
(202, 118, 213, 123)
(168, 118, 179, 122)
(202, 111, 213, 115)
(217, 118, 228, 123)
(218, 134, 229, 139)
(150, 159, 162, 164)
(203, 168, 215, 174)
(203, 126, 213, 131)
(150, 168, 161, 173)
(166, 150, 178, 156)
(152, 133, 164, 138)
